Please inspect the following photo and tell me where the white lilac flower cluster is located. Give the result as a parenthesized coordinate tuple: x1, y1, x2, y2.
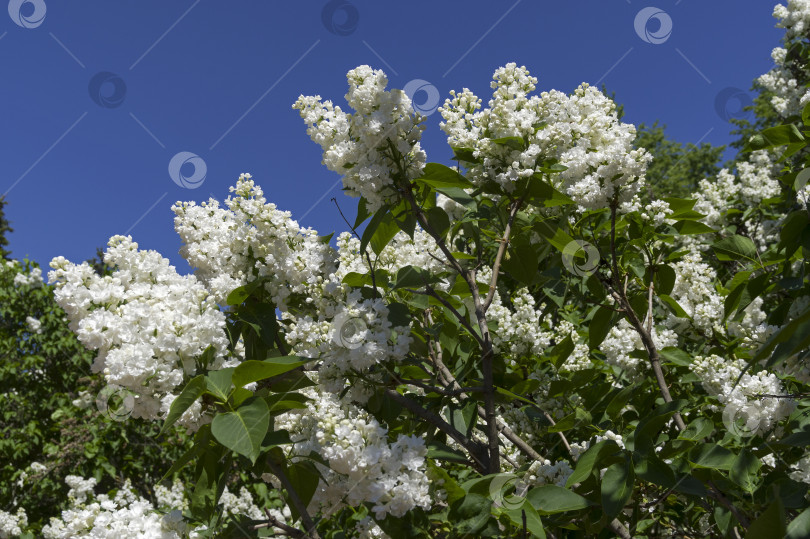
(335, 227, 444, 282)
(0, 508, 27, 539)
(174, 175, 411, 395)
(438, 63, 652, 210)
(600, 319, 678, 374)
(41, 477, 190, 538)
(49, 235, 231, 424)
(173, 174, 339, 309)
(692, 151, 781, 232)
(486, 287, 590, 372)
(276, 390, 431, 521)
(790, 453, 810, 485)
(758, 2, 810, 117)
(774, 0, 810, 35)
(727, 296, 779, 348)
(569, 430, 626, 461)
(667, 249, 724, 336)
(691, 355, 795, 437)
(12, 265, 43, 288)
(293, 66, 427, 212)
(25, 316, 42, 335)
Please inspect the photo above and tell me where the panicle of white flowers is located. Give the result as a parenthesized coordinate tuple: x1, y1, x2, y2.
(600, 319, 677, 374)
(692, 151, 781, 231)
(667, 249, 724, 336)
(48, 235, 231, 423)
(12, 265, 43, 288)
(25, 316, 42, 335)
(0, 508, 27, 539)
(293, 66, 427, 212)
(42, 478, 192, 538)
(335, 227, 444, 281)
(275, 390, 431, 521)
(173, 174, 339, 309)
(439, 63, 651, 210)
(569, 430, 626, 461)
(790, 453, 810, 485)
(758, 2, 810, 116)
(727, 297, 779, 348)
(692, 354, 795, 436)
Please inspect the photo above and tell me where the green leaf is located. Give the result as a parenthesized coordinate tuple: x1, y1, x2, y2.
(370, 211, 400, 255)
(633, 453, 675, 488)
(448, 493, 492, 535)
(689, 443, 735, 471)
(748, 498, 786, 539)
(160, 375, 206, 435)
(601, 459, 634, 519)
(426, 206, 451, 238)
(502, 236, 541, 285)
(712, 235, 759, 265)
(492, 136, 525, 151)
(659, 294, 690, 319)
(673, 220, 715, 235)
(205, 368, 235, 402)
(231, 356, 309, 389)
(354, 197, 371, 229)
(225, 279, 263, 305)
(679, 417, 713, 441)
(526, 485, 593, 515)
(210, 397, 270, 463)
(414, 163, 473, 189)
(588, 305, 614, 348)
(787, 507, 810, 539)
(566, 440, 622, 487)
(392, 265, 433, 290)
(629, 400, 686, 453)
(360, 205, 391, 254)
(745, 123, 804, 152)
(286, 461, 320, 521)
(522, 175, 575, 207)
(730, 449, 761, 493)
(427, 442, 470, 464)
(504, 502, 546, 538)
(548, 335, 575, 371)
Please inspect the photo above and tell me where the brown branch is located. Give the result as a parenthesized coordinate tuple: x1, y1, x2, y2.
(266, 458, 321, 539)
(384, 389, 489, 473)
(483, 196, 525, 311)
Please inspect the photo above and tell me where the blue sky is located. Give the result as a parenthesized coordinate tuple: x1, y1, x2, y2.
(1, 0, 783, 274)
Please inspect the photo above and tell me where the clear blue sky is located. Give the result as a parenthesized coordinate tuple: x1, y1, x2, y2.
(1, 0, 783, 274)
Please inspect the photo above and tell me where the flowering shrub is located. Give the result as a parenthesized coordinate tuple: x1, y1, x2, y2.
(5, 2, 810, 536)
